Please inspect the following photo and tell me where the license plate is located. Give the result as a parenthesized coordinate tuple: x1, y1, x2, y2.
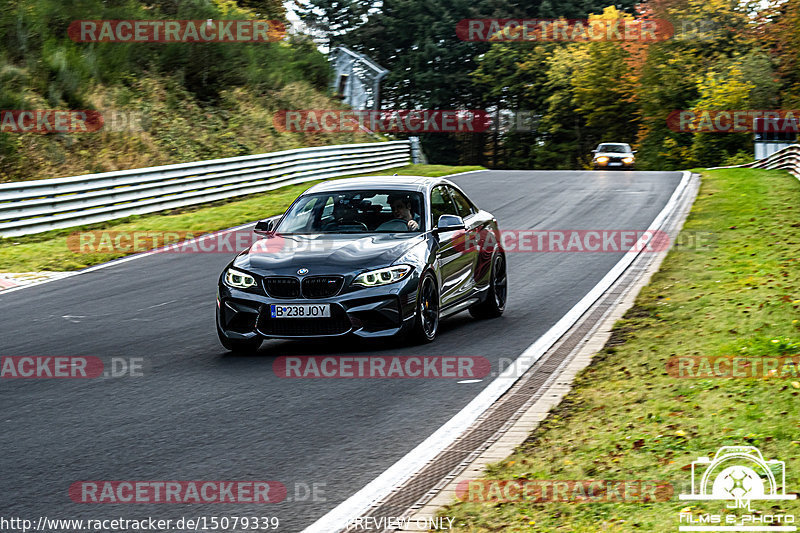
(608, 162, 622, 166)
(270, 304, 331, 319)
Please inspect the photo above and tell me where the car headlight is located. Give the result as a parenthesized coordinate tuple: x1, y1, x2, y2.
(353, 265, 413, 287)
(622, 156, 634, 164)
(224, 268, 257, 289)
(596, 156, 609, 163)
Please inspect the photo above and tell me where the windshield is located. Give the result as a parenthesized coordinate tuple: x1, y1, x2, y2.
(597, 144, 630, 153)
(276, 190, 425, 234)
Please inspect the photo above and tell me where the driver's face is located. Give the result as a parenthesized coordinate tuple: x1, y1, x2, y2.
(391, 201, 410, 218)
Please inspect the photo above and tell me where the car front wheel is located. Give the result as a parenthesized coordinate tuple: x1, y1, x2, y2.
(409, 272, 440, 344)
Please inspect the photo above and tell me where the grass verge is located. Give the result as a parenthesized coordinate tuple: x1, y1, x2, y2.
(442, 168, 800, 532)
(0, 164, 484, 272)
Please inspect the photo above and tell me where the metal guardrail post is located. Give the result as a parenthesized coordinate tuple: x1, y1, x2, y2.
(409, 137, 426, 164)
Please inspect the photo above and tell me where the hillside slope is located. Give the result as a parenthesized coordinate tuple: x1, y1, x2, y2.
(0, 0, 371, 182)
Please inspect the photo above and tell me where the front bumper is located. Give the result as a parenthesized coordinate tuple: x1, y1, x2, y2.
(216, 279, 419, 340)
(593, 157, 634, 169)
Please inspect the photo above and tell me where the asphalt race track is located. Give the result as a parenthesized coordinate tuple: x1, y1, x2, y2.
(0, 170, 683, 532)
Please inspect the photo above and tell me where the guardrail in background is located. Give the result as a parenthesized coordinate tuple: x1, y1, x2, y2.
(711, 143, 800, 179)
(0, 141, 411, 238)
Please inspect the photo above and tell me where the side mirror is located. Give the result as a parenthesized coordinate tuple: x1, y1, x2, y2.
(632, 150, 638, 154)
(591, 149, 597, 153)
(254, 219, 275, 235)
(436, 214, 465, 232)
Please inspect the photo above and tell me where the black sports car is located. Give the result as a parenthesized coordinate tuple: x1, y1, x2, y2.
(216, 176, 507, 352)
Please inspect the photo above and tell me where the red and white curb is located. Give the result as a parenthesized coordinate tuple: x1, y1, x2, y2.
(0, 272, 74, 291)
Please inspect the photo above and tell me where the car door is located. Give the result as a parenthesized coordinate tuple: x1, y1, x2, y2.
(430, 185, 476, 308)
(446, 184, 489, 291)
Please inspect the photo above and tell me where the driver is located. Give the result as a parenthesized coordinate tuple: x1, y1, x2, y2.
(388, 194, 421, 231)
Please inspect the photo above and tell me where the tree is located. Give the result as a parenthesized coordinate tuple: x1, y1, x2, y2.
(234, 0, 286, 19)
(291, 0, 377, 42)
(759, 0, 800, 107)
(634, 0, 768, 168)
(295, 0, 641, 164)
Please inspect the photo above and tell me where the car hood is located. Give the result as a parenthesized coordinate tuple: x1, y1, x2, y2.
(233, 233, 426, 275)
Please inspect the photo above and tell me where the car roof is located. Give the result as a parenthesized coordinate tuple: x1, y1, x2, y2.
(304, 175, 453, 194)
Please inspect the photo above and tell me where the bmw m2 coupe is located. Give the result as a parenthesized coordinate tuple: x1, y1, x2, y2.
(216, 176, 507, 352)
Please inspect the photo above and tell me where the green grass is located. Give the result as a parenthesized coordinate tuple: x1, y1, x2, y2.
(442, 168, 800, 532)
(0, 164, 485, 272)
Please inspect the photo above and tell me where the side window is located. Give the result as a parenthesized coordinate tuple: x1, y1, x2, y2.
(300, 197, 317, 214)
(321, 196, 334, 219)
(447, 186, 475, 219)
(430, 185, 458, 226)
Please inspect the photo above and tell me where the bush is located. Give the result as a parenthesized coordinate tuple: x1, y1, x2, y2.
(722, 150, 755, 166)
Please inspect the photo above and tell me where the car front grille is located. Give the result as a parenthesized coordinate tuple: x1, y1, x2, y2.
(264, 277, 300, 298)
(265, 276, 344, 299)
(302, 276, 343, 298)
(258, 305, 352, 337)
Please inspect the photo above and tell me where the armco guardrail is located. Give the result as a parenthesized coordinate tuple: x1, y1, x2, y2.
(746, 143, 800, 179)
(712, 144, 800, 179)
(0, 141, 410, 238)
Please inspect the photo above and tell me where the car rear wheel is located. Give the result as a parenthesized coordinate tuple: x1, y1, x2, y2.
(409, 272, 439, 344)
(470, 253, 507, 319)
(217, 324, 262, 354)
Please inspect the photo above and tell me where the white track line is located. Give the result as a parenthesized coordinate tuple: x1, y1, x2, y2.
(437, 169, 488, 177)
(302, 171, 692, 533)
